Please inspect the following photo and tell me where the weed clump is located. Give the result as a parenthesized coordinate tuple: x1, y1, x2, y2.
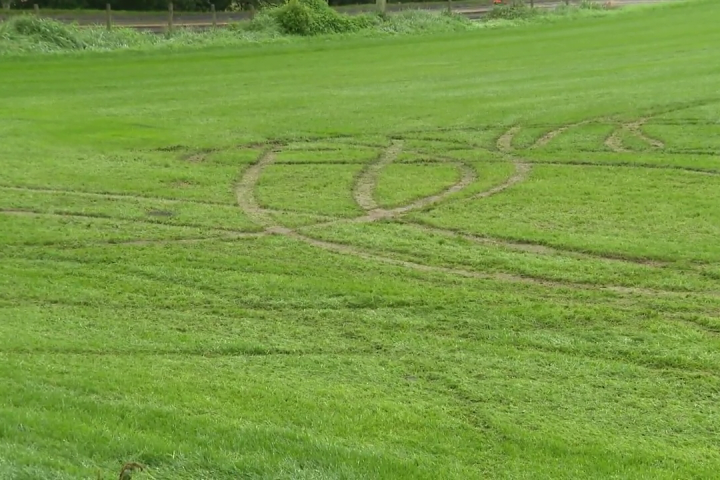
(579, 0, 605, 10)
(2, 15, 85, 49)
(377, 10, 473, 34)
(486, 0, 538, 21)
(265, 0, 372, 36)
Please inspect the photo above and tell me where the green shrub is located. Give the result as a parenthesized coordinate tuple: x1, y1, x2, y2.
(270, 0, 366, 36)
(273, 0, 314, 35)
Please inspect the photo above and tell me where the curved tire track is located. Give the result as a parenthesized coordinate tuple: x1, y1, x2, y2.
(235, 149, 278, 228)
(605, 117, 666, 152)
(228, 133, 720, 301)
(353, 140, 404, 212)
(472, 161, 531, 200)
(533, 120, 591, 149)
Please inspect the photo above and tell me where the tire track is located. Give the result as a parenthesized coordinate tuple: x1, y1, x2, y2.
(295, 160, 479, 229)
(235, 149, 278, 227)
(99, 233, 266, 247)
(286, 230, 720, 300)
(35, 233, 267, 249)
(523, 160, 720, 176)
(0, 184, 231, 207)
(496, 126, 520, 153)
(533, 120, 591, 149)
(234, 136, 528, 235)
(353, 140, 403, 212)
(604, 117, 665, 153)
(472, 161, 531, 200)
(604, 127, 630, 153)
(0, 209, 254, 233)
(229, 139, 718, 299)
(627, 118, 665, 148)
(387, 163, 477, 214)
(398, 221, 669, 267)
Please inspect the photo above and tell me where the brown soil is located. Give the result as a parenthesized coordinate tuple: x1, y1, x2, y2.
(0, 185, 226, 207)
(353, 140, 403, 211)
(390, 163, 477, 214)
(496, 126, 520, 153)
(234, 149, 277, 227)
(604, 128, 630, 153)
(533, 121, 591, 148)
(472, 162, 530, 199)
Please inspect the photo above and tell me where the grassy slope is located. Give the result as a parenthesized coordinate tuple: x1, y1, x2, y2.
(2, 1, 720, 478)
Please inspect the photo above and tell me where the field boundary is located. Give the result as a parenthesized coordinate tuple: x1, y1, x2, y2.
(0, 0, 679, 31)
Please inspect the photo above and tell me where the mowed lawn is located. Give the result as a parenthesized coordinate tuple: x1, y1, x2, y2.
(2, 1, 720, 478)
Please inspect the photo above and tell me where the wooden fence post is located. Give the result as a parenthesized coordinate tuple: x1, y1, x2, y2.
(106, 3, 112, 30)
(211, 3, 216, 28)
(168, 1, 174, 33)
(376, 0, 386, 14)
(33, 3, 39, 15)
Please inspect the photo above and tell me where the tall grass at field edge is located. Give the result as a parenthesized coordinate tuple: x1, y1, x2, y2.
(0, 0, 658, 55)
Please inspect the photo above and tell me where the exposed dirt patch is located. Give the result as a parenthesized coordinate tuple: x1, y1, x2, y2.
(472, 161, 531, 199)
(627, 118, 665, 148)
(241, 142, 275, 150)
(524, 160, 720, 176)
(533, 120, 591, 148)
(353, 140, 403, 211)
(496, 126, 520, 153)
(147, 210, 175, 217)
(604, 127, 630, 153)
(265, 226, 294, 235)
(605, 118, 665, 152)
(102, 233, 265, 247)
(0, 209, 108, 220)
(390, 163, 476, 214)
(286, 230, 711, 299)
(234, 149, 277, 227)
(227, 132, 710, 298)
(180, 147, 219, 163)
(182, 153, 206, 163)
(403, 222, 669, 267)
(0, 185, 227, 207)
(0, 208, 34, 215)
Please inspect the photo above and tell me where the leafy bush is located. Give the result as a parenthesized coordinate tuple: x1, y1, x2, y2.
(270, 0, 367, 36)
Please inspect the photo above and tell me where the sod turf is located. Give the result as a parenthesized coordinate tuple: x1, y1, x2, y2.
(1, 1, 720, 478)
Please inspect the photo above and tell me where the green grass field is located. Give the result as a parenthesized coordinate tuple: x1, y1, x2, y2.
(2, 1, 720, 478)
